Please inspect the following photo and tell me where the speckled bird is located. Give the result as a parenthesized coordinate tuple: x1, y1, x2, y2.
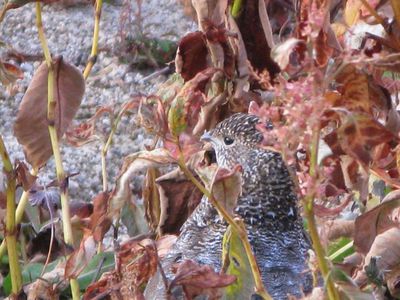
(145, 113, 313, 299)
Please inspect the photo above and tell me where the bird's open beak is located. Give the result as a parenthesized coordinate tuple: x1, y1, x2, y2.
(200, 131, 213, 143)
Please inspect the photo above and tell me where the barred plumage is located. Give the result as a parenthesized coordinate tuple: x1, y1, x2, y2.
(145, 113, 313, 299)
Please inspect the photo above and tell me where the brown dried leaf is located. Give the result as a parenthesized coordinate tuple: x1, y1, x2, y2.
(84, 238, 158, 300)
(65, 106, 112, 147)
(156, 167, 203, 235)
(143, 168, 161, 232)
(89, 191, 112, 242)
(322, 219, 355, 242)
(110, 149, 175, 221)
(15, 161, 37, 191)
(169, 259, 236, 300)
(14, 57, 85, 169)
(354, 189, 400, 254)
(354, 227, 400, 286)
(176, 31, 208, 81)
(65, 231, 97, 278)
(69, 201, 93, 219)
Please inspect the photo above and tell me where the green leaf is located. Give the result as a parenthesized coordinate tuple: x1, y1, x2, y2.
(168, 95, 187, 136)
(3, 259, 60, 295)
(221, 225, 255, 299)
(77, 251, 115, 290)
(328, 237, 354, 263)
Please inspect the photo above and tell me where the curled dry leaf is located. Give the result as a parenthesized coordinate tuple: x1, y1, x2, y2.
(156, 167, 203, 235)
(14, 57, 85, 169)
(354, 189, 400, 255)
(169, 259, 236, 300)
(65, 106, 113, 147)
(272, 38, 302, 70)
(15, 160, 37, 191)
(176, 31, 208, 81)
(65, 230, 97, 279)
(196, 163, 242, 216)
(354, 227, 400, 287)
(84, 238, 158, 300)
(110, 149, 175, 221)
(25, 264, 66, 300)
(0, 60, 23, 85)
(168, 68, 217, 137)
(89, 191, 112, 242)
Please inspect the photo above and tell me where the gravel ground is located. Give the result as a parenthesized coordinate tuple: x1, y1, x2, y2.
(0, 0, 195, 201)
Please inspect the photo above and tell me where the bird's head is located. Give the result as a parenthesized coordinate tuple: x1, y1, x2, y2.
(201, 113, 263, 168)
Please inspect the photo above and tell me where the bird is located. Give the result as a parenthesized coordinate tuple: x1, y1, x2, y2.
(145, 113, 314, 299)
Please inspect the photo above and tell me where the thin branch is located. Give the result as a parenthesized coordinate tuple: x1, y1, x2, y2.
(0, 135, 22, 294)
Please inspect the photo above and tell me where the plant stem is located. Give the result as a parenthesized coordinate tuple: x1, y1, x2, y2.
(304, 129, 339, 300)
(0, 135, 22, 294)
(35, 3, 80, 299)
(101, 107, 125, 191)
(83, 0, 103, 79)
(177, 151, 271, 299)
(0, 168, 38, 260)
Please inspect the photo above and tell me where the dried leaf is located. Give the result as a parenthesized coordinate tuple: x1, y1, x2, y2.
(15, 161, 37, 191)
(354, 227, 400, 286)
(272, 38, 302, 70)
(233, 0, 280, 79)
(143, 168, 161, 232)
(169, 259, 236, 300)
(354, 189, 400, 254)
(0, 60, 23, 85)
(344, 0, 363, 26)
(156, 167, 203, 235)
(14, 58, 85, 168)
(110, 149, 175, 221)
(168, 68, 217, 136)
(84, 238, 158, 300)
(89, 191, 112, 242)
(176, 31, 208, 81)
(333, 112, 395, 166)
(65, 231, 97, 278)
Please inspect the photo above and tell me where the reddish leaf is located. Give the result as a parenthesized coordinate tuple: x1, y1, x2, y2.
(69, 201, 93, 219)
(332, 112, 395, 166)
(14, 57, 85, 168)
(15, 161, 37, 191)
(169, 259, 236, 300)
(89, 191, 112, 242)
(0, 61, 23, 85)
(176, 31, 208, 81)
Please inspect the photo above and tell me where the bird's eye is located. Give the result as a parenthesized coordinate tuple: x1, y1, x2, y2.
(223, 136, 234, 145)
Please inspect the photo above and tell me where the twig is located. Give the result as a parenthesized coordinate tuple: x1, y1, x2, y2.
(303, 128, 339, 300)
(35, 3, 80, 299)
(83, 0, 103, 79)
(0, 168, 37, 259)
(0, 135, 22, 294)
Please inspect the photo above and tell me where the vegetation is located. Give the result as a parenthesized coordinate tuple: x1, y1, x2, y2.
(1, 0, 400, 299)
